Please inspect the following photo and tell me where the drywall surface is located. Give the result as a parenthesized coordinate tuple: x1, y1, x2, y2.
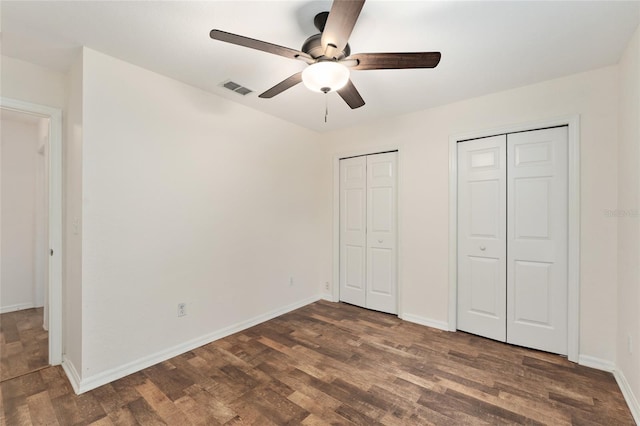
(0, 116, 39, 311)
(617, 24, 640, 418)
(64, 51, 84, 375)
(0, 55, 66, 108)
(78, 48, 327, 381)
(325, 65, 620, 364)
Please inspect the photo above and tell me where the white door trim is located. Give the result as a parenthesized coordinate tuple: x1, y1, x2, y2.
(331, 146, 402, 317)
(1, 97, 63, 365)
(448, 115, 580, 362)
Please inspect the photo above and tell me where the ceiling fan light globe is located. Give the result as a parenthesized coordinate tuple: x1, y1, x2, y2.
(302, 62, 350, 93)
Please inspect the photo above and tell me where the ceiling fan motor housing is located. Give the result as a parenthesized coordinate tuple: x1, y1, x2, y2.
(302, 33, 351, 60)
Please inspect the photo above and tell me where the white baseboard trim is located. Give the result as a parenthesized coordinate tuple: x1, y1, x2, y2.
(614, 368, 640, 424)
(579, 355, 639, 423)
(0, 302, 36, 314)
(578, 354, 616, 372)
(61, 356, 82, 394)
(402, 313, 450, 331)
(69, 295, 322, 394)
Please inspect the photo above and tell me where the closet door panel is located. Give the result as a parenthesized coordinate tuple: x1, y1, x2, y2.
(366, 152, 397, 314)
(507, 127, 568, 355)
(457, 135, 507, 341)
(340, 157, 367, 307)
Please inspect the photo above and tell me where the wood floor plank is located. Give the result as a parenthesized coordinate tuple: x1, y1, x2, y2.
(287, 390, 352, 425)
(135, 380, 190, 425)
(180, 386, 233, 425)
(127, 397, 166, 426)
(50, 392, 83, 426)
(26, 391, 59, 426)
(105, 406, 140, 426)
(0, 301, 635, 425)
(0, 309, 48, 382)
(88, 415, 116, 426)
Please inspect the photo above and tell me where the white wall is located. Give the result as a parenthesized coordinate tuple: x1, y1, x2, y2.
(1, 55, 66, 109)
(617, 24, 640, 421)
(63, 51, 84, 376)
(0, 114, 40, 312)
(324, 65, 620, 364)
(72, 48, 327, 387)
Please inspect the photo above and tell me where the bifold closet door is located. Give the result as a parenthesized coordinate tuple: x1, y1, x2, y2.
(457, 135, 508, 341)
(339, 152, 397, 314)
(339, 156, 367, 307)
(507, 127, 568, 355)
(457, 127, 568, 356)
(365, 153, 397, 313)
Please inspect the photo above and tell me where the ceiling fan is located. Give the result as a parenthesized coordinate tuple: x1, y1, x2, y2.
(210, 0, 441, 109)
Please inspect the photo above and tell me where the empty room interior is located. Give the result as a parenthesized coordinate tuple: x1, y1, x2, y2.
(1, 1, 639, 424)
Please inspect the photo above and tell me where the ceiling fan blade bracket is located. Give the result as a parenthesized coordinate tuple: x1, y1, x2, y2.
(295, 54, 316, 65)
(339, 58, 360, 68)
(324, 43, 339, 59)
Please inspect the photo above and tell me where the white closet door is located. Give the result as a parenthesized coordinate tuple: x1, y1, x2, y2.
(339, 156, 367, 307)
(339, 152, 397, 314)
(507, 127, 568, 355)
(365, 152, 397, 314)
(457, 135, 507, 341)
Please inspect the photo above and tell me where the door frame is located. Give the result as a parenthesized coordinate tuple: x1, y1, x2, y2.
(448, 115, 580, 363)
(331, 146, 402, 316)
(1, 97, 63, 365)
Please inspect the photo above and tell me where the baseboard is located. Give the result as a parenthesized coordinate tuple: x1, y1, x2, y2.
(579, 355, 639, 423)
(614, 368, 640, 424)
(0, 302, 36, 314)
(71, 295, 322, 394)
(61, 356, 82, 394)
(402, 313, 450, 331)
(578, 354, 616, 372)
(321, 293, 337, 302)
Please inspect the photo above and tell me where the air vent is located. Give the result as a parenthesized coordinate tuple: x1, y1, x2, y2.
(234, 86, 253, 96)
(220, 80, 253, 96)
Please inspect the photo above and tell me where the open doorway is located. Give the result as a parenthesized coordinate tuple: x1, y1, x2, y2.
(0, 98, 62, 380)
(0, 108, 50, 380)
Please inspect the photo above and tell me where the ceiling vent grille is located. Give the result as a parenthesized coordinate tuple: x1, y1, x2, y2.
(221, 80, 253, 96)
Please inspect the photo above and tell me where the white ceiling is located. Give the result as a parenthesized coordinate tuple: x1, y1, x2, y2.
(1, 1, 638, 132)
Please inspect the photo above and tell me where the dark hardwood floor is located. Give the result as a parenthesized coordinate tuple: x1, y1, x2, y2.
(0, 300, 635, 425)
(0, 308, 48, 382)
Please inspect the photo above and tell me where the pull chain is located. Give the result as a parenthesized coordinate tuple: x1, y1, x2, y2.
(321, 87, 330, 123)
(324, 92, 328, 123)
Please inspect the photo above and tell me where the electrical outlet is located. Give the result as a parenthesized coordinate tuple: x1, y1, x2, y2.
(628, 334, 633, 354)
(325, 282, 330, 291)
(289, 276, 294, 286)
(177, 303, 186, 317)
